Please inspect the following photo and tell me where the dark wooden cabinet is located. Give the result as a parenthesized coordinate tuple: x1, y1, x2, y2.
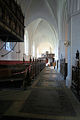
(72, 66, 80, 95)
(0, 0, 24, 42)
(71, 51, 80, 99)
(60, 59, 67, 80)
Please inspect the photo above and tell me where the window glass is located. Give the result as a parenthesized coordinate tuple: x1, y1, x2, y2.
(4, 42, 15, 51)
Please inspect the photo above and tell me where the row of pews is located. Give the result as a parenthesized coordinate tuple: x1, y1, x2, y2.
(0, 61, 46, 89)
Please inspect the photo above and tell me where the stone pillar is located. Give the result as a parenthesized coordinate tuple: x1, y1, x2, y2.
(66, 46, 72, 88)
(66, 20, 72, 88)
(58, 41, 61, 73)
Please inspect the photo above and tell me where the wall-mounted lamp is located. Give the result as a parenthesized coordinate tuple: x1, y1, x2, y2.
(16, 50, 21, 53)
(64, 41, 70, 47)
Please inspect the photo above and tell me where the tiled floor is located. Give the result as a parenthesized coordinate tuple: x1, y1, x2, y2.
(0, 67, 80, 120)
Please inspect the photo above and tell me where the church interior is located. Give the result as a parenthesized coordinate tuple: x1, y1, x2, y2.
(0, 0, 80, 120)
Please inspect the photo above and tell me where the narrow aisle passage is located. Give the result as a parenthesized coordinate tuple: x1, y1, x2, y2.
(20, 67, 80, 120)
(1, 67, 80, 120)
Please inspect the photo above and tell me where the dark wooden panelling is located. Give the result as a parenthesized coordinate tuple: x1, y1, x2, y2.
(0, 0, 24, 42)
(60, 59, 67, 80)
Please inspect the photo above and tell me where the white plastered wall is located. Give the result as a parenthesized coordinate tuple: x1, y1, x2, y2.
(0, 40, 24, 61)
(72, 13, 80, 65)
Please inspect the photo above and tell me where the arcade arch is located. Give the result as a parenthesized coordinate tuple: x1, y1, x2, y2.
(24, 18, 58, 60)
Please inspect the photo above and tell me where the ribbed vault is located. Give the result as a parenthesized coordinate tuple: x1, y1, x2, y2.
(27, 18, 58, 59)
(16, 0, 58, 59)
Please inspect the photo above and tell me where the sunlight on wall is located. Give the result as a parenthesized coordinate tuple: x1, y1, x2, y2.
(33, 44, 35, 57)
(24, 30, 29, 55)
(37, 48, 41, 58)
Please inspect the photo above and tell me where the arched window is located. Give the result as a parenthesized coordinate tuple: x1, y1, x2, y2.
(4, 42, 15, 51)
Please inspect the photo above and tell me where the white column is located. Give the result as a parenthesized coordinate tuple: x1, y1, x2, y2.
(58, 40, 61, 73)
(66, 46, 72, 88)
(66, 20, 72, 88)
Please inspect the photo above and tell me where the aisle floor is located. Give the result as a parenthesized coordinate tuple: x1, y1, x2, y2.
(0, 67, 80, 120)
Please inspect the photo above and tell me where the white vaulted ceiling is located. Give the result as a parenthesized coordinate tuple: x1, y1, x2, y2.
(16, 0, 58, 58)
(16, 0, 58, 29)
(27, 18, 57, 47)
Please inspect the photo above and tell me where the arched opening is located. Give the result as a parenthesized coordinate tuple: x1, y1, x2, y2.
(37, 42, 53, 58)
(26, 18, 58, 61)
